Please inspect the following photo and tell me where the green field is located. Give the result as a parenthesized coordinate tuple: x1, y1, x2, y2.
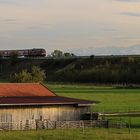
(47, 84, 140, 113)
(47, 84, 140, 128)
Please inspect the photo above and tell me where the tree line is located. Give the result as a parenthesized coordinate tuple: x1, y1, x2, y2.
(41, 56, 140, 84)
(0, 55, 140, 84)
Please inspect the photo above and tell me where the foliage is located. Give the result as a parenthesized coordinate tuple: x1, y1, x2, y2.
(1, 56, 140, 84)
(43, 56, 140, 84)
(12, 70, 32, 83)
(64, 52, 75, 57)
(11, 66, 46, 83)
(31, 66, 46, 82)
(51, 50, 63, 58)
(51, 50, 76, 58)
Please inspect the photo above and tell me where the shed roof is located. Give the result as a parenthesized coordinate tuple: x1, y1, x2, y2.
(0, 83, 55, 97)
(0, 96, 98, 106)
(0, 83, 98, 106)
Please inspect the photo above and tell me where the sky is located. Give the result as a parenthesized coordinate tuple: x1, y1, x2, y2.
(0, 0, 140, 55)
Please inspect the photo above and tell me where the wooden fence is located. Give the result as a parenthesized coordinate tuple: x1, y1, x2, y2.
(55, 120, 108, 129)
(0, 120, 127, 131)
(0, 120, 36, 130)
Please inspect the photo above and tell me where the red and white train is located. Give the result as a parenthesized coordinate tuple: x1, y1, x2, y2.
(0, 48, 46, 57)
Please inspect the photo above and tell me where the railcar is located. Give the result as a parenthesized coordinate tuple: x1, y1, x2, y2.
(0, 48, 46, 57)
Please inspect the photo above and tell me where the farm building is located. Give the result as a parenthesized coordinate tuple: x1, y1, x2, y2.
(0, 83, 97, 129)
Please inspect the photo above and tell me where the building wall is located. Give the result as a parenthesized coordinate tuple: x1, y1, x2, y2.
(0, 105, 91, 124)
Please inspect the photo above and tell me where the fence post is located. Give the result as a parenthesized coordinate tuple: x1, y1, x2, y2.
(106, 120, 109, 128)
(55, 121, 56, 129)
(82, 121, 85, 134)
(20, 121, 22, 130)
(25, 120, 29, 130)
(128, 117, 131, 134)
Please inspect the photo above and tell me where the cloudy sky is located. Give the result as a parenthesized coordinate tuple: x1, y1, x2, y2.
(0, 0, 140, 55)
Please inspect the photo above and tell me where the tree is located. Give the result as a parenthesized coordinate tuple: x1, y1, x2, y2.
(51, 50, 76, 58)
(90, 55, 95, 59)
(64, 52, 75, 57)
(51, 50, 63, 58)
(11, 70, 32, 83)
(11, 66, 46, 83)
(31, 66, 46, 82)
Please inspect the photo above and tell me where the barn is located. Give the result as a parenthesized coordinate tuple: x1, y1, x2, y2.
(0, 83, 97, 129)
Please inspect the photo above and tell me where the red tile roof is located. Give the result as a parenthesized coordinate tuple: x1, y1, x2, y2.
(0, 83, 55, 97)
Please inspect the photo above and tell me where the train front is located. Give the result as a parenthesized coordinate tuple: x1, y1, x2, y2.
(40, 49, 46, 57)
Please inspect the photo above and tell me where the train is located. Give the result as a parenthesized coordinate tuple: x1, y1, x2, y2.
(0, 48, 46, 57)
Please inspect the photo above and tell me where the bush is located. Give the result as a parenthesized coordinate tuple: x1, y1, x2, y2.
(11, 66, 46, 83)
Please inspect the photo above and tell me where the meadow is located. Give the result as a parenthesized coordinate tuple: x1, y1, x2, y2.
(47, 84, 140, 128)
(47, 84, 140, 113)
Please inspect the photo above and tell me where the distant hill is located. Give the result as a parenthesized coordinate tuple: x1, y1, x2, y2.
(70, 45, 140, 56)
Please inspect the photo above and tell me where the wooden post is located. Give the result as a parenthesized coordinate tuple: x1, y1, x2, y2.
(20, 121, 22, 130)
(82, 121, 85, 134)
(90, 111, 93, 128)
(128, 117, 131, 134)
(25, 120, 29, 130)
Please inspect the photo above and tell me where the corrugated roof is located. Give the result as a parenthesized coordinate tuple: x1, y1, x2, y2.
(0, 96, 97, 106)
(0, 83, 55, 97)
(0, 83, 98, 106)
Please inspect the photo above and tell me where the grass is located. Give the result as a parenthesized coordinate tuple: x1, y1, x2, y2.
(47, 83, 140, 127)
(47, 84, 140, 113)
(0, 128, 139, 140)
